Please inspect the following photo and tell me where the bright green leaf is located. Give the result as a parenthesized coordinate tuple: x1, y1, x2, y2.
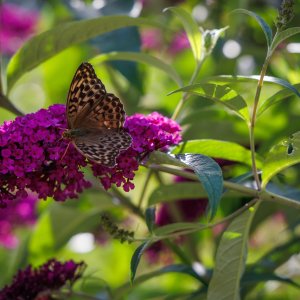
(170, 83, 249, 121)
(91, 51, 183, 87)
(207, 205, 257, 300)
(258, 83, 300, 117)
(270, 27, 300, 54)
(6, 16, 162, 91)
(262, 132, 300, 188)
(172, 139, 262, 168)
(164, 7, 202, 62)
(233, 9, 272, 49)
(203, 75, 300, 98)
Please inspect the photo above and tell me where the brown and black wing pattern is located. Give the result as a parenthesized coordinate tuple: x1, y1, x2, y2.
(73, 129, 132, 167)
(66, 62, 106, 128)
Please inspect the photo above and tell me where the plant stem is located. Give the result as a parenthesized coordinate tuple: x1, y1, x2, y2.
(137, 170, 153, 208)
(172, 60, 204, 120)
(249, 56, 271, 190)
(110, 187, 144, 219)
(147, 164, 300, 210)
(156, 198, 259, 241)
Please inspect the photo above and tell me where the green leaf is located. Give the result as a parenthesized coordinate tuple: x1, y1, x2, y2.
(159, 264, 206, 283)
(154, 222, 205, 236)
(145, 207, 156, 233)
(242, 272, 300, 289)
(91, 51, 183, 87)
(6, 16, 162, 91)
(207, 205, 257, 300)
(203, 75, 300, 98)
(146, 151, 223, 218)
(131, 241, 151, 283)
(202, 27, 228, 56)
(149, 182, 207, 205)
(172, 139, 262, 168)
(270, 27, 300, 54)
(147, 150, 187, 167)
(164, 7, 202, 62)
(258, 83, 300, 117)
(169, 83, 249, 121)
(262, 132, 300, 188)
(175, 154, 223, 219)
(233, 9, 272, 49)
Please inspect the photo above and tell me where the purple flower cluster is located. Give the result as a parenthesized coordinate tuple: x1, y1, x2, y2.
(0, 104, 91, 207)
(0, 193, 37, 248)
(0, 105, 181, 205)
(92, 112, 182, 191)
(0, 259, 85, 300)
(0, 3, 39, 55)
(168, 31, 190, 55)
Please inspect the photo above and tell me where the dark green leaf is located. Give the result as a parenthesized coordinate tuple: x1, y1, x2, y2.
(169, 83, 249, 121)
(175, 154, 223, 219)
(233, 9, 272, 49)
(242, 272, 300, 288)
(164, 7, 202, 62)
(207, 206, 257, 300)
(160, 264, 206, 283)
(131, 241, 151, 283)
(145, 207, 156, 233)
(6, 16, 162, 91)
(148, 182, 207, 205)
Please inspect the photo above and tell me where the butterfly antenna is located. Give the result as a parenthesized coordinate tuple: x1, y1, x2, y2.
(60, 142, 71, 162)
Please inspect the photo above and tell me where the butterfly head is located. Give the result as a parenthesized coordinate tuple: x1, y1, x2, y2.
(62, 129, 79, 140)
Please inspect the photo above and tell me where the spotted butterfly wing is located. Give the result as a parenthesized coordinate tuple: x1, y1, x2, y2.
(73, 129, 132, 166)
(65, 62, 132, 167)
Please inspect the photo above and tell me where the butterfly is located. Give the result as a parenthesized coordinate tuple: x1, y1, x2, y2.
(62, 62, 132, 167)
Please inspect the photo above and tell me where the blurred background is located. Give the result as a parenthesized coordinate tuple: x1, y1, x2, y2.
(0, 0, 300, 299)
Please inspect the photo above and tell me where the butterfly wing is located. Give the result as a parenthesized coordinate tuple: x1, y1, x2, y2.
(73, 129, 132, 167)
(66, 62, 106, 128)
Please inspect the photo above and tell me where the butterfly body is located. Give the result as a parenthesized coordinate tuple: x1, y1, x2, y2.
(64, 62, 132, 167)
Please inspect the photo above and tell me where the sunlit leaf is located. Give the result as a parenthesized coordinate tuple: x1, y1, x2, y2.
(170, 83, 249, 121)
(270, 27, 300, 54)
(6, 16, 162, 91)
(233, 9, 272, 49)
(258, 83, 300, 117)
(164, 7, 202, 62)
(262, 132, 300, 188)
(207, 206, 257, 300)
(203, 75, 300, 98)
(91, 51, 183, 87)
(172, 139, 262, 168)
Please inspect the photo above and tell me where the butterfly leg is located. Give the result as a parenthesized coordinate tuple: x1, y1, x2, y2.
(60, 141, 71, 162)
